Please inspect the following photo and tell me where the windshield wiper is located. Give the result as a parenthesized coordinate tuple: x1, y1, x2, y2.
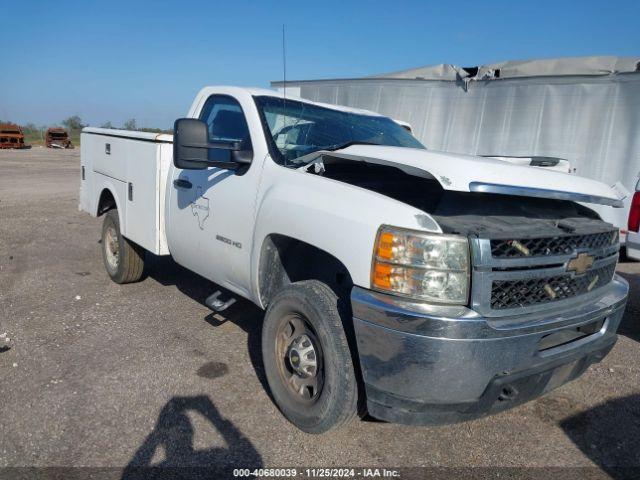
(323, 140, 380, 151)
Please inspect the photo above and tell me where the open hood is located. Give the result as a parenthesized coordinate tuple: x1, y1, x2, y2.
(321, 145, 625, 208)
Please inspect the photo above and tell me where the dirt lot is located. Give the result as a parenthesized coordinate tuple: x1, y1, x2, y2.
(1, 148, 639, 478)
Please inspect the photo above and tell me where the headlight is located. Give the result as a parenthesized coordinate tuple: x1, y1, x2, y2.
(371, 226, 470, 304)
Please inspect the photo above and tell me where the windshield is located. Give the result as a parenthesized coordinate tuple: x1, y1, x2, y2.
(254, 95, 424, 166)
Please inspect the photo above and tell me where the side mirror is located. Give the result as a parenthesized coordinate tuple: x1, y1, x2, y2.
(173, 118, 252, 170)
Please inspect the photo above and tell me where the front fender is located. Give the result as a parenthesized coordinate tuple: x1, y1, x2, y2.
(250, 164, 441, 306)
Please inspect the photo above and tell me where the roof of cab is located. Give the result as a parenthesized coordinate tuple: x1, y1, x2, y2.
(195, 86, 386, 117)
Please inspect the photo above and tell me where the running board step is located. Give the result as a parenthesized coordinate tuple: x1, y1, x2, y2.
(205, 291, 236, 313)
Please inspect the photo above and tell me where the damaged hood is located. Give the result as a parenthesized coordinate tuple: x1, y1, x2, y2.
(329, 145, 625, 208)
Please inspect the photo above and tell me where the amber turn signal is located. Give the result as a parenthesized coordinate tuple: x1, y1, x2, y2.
(376, 231, 395, 260)
(372, 262, 392, 289)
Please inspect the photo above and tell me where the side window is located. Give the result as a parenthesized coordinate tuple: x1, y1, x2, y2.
(200, 95, 251, 148)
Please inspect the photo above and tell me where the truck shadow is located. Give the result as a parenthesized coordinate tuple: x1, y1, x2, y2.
(121, 395, 262, 479)
(615, 270, 639, 343)
(144, 254, 271, 395)
(560, 393, 640, 479)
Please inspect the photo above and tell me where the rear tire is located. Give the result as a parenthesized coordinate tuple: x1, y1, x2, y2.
(101, 209, 145, 284)
(262, 280, 359, 433)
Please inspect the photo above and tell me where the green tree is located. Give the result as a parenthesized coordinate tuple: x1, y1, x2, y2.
(61, 115, 85, 131)
(123, 118, 137, 130)
(100, 121, 113, 129)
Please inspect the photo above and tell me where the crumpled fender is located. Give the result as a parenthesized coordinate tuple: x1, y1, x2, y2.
(250, 160, 441, 306)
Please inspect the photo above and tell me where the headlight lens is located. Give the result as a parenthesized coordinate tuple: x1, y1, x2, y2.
(372, 226, 469, 304)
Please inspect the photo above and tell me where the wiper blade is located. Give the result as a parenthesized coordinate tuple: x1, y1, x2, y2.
(323, 140, 379, 151)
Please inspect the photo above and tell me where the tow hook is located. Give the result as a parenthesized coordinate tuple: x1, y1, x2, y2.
(498, 385, 518, 402)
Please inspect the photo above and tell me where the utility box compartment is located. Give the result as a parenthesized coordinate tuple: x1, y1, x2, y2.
(80, 128, 173, 255)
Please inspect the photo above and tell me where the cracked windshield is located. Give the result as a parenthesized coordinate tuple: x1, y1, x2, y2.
(254, 95, 424, 166)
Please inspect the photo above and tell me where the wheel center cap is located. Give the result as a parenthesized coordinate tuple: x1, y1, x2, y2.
(289, 349, 300, 367)
(288, 334, 317, 378)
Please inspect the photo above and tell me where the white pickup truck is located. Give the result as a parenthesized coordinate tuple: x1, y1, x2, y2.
(80, 86, 628, 433)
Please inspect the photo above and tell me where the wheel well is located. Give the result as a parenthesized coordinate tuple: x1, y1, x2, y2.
(258, 234, 354, 308)
(97, 189, 116, 216)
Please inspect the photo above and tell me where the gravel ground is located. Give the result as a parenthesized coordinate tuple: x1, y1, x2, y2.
(0, 148, 639, 478)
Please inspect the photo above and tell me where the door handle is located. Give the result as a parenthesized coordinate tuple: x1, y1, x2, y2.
(173, 179, 193, 189)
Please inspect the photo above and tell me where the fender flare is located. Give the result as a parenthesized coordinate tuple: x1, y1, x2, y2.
(94, 180, 126, 235)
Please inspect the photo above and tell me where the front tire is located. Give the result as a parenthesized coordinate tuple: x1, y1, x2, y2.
(101, 209, 145, 284)
(262, 280, 359, 433)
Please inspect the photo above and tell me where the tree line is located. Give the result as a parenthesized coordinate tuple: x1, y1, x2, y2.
(3, 116, 171, 134)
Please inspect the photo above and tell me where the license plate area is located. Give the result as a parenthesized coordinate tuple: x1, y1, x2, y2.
(538, 318, 606, 352)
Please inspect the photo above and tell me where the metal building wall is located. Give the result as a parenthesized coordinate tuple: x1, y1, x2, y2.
(281, 73, 640, 229)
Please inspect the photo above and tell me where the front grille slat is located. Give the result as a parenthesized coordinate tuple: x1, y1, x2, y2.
(490, 231, 618, 258)
(490, 263, 616, 310)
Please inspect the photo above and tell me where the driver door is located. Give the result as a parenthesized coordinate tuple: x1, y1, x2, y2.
(166, 95, 259, 297)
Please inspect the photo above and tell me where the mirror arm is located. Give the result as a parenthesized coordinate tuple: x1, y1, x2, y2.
(179, 142, 253, 166)
(208, 161, 241, 170)
(232, 150, 253, 164)
(179, 140, 241, 150)
(177, 158, 243, 170)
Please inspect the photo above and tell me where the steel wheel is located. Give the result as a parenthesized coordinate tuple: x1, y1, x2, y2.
(104, 225, 119, 271)
(275, 313, 324, 403)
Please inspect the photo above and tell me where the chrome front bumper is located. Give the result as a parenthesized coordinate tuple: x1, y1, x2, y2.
(351, 276, 628, 425)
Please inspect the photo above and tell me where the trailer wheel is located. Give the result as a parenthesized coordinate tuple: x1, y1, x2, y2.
(262, 280, 359, 433)
(101, 209, 145, 284)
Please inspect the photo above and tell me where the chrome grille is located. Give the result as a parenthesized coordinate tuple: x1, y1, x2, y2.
(490, 231, 618, 258)
(470, 229, 619, 317)
(490, 263, 616, 309)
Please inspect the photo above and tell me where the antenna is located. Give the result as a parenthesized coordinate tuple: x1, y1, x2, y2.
(282, 24, 287, 103)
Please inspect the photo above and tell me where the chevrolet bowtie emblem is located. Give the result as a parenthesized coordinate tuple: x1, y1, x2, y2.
(567, 252, 595, 275)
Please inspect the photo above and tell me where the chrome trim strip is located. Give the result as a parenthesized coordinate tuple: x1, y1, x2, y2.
(469, 182, 624, 208)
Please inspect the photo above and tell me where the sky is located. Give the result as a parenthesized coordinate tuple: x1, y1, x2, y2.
(1, 0, 639, 128)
